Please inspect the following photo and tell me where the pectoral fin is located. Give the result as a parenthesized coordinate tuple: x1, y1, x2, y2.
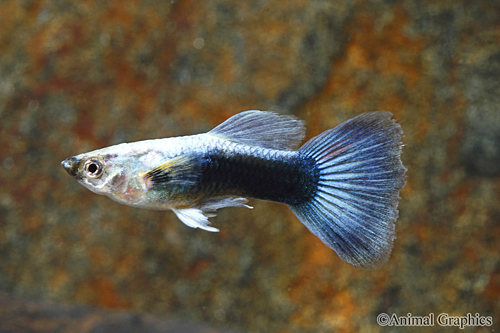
(143, 155, 199, 189)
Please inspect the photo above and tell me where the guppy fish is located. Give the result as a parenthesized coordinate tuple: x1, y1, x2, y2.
(62, 111, 406, 269)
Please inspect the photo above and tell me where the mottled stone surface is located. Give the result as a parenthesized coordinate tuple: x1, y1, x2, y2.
(0, 291, 237, 332)
(1, 0, 499, 331)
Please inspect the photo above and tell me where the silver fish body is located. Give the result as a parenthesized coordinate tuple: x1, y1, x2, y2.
(62, 111, 406, 269)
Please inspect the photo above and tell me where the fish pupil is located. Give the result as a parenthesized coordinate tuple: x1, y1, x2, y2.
(88, 163, 98, 174)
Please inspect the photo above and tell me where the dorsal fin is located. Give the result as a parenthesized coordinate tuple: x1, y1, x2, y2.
(208, 110, 306, 150)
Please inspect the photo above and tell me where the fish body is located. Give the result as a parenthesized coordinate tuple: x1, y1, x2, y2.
(62, 111, 406, 269)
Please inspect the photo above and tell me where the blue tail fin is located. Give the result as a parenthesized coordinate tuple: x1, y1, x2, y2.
(291, 112, 406, 269)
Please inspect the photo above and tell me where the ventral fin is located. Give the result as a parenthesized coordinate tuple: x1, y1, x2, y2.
(172, 197, 252, 233)
(173, 208, 219, 232)
(142, 155, 199, 188)
(208, 110, 306, 150)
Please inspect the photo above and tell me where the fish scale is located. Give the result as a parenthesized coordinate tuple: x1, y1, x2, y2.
(196, 144, 319, 205)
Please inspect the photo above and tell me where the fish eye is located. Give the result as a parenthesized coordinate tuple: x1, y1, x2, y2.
(84, 159, 104, 178)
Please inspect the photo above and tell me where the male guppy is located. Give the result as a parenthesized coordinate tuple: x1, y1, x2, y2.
(61, 111, 406, 269)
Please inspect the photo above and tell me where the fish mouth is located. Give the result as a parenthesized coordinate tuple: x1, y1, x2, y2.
(61, 157, 80, 177)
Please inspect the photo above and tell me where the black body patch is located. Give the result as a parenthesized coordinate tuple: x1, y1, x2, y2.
(199, 150, 319, 205)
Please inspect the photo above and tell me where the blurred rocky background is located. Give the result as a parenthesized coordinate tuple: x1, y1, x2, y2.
(1, 0, 499, 331)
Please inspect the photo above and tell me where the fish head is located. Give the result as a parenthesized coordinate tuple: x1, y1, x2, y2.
(61, 148, 128, 196)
